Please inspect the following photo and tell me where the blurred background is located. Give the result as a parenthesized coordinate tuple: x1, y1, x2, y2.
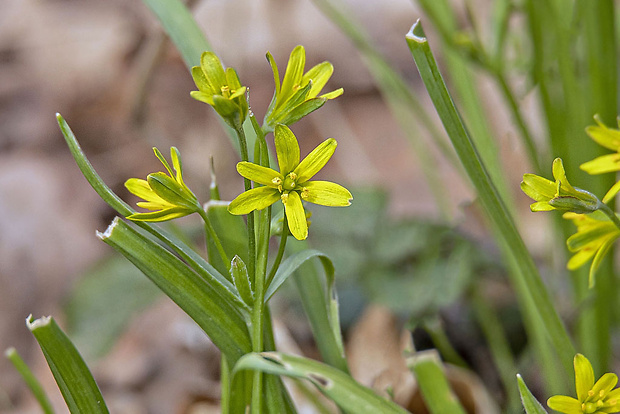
(0, 0, 540, 412)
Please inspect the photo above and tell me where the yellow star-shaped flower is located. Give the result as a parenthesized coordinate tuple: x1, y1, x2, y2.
(228, 124, 352, 240)
(548, 354, 620, 414)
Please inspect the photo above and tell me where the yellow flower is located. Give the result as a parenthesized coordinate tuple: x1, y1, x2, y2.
(263, 45, 343, 132)
(564, 211, 620, 287)
(548, 354, 620, 414)
(521, 158, 600, 214)
(190, 52, 248, 128)
(228, 124, 352, 240)
(125, 147, 201, 222)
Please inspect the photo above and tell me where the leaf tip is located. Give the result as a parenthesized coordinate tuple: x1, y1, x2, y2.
(26, 314, 52, 331)
(406, 19, 426, 43)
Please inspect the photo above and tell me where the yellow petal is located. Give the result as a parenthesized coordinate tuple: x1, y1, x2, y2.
(279, 45, 306, 105)
(521, 174, 556, 201)
(200, 52, 227, 92)
(580, 154, 620, 175)
(274, 124, 300, 174)
(228, 186, 280, 215)
(236, 162, 281, 187)
(294, 138, 337, 183)
(547, 395, 582, 414)
(300, 181, 352, 206)
(301, 61, 334, 98)
(603, 180, 620, 204)
(586, 115, 620, 151)
(283, 191, 308, 240)
(575, 353, 595, 402)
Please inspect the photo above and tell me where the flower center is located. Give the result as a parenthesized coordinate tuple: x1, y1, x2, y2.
(221, 85, 231, 98)
(282, 172, 297, 191)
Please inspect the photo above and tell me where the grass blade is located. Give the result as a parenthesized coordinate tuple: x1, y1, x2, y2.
(405, 20, 575, 379)
(5, 347, 55, 414)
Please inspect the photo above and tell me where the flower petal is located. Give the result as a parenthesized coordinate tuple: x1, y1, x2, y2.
(590, 236, 618, 287)
(200, 52, 227, 93)
(567, 248, 597, 270)
(581, 153, 620, 175)
(148, 173, 198, 209)
(283, 190, 308, 240)
(127, 207, 192, 222)
(521, 174, 556, 201)
(190, 91, 215, 105)
(301, 61, 334, 98)
(553, 158, 577, 193)
(228, 186, 280, 215)
(191, 66, 213, 94)
(170, 147, 185, 185)
(236, 162, 281, 187)
(586, 115, 620, 151)
(319, 88, 344, 100)
(603, 180, 620, 204)
(279, 45, 306, 105)
(274, 124, 300, 174)
(125, 178, 159, 201)
(592, 373, 619, 398)
(575, 353, 595, 402)
(566, 223, 616, 251)
(547, 395, 582, 413)
(153, 147, 174, 177)
(266, 51, 281, 95)
(294, 138, 337, 183)
(300, 181, 352, 206)
(530, 201, 555, 211)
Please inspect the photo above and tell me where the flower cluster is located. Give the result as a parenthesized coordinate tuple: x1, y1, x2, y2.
(548, 354, 620, 414)
(228, 124, 352, 240)
(125, 147, 201, 221)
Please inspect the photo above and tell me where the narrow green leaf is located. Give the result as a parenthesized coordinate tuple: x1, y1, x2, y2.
(406, 20, 575, 378)
(141, 0, 211, 68)
(406, 350, 466, 414)
(98, 217, 252, 363)
(26, 315, 108, 414)
(516, 374, 548, 414)
(5, 347, 55, 414)
(234, 352, 408, 414)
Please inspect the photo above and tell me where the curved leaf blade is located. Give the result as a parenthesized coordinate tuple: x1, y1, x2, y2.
(98, 217, 252, 363)
(27, 315, 109, 414)
(234, 352, 408, 414)
(517, 374, 548, 414)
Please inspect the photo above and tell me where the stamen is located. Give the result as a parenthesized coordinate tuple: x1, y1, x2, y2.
(288, 172, 297, 180)
(272, 177, 282, 185)
(281, 193, 289, 204)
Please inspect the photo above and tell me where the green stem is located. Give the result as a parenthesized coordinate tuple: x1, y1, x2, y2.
(267, 218, 289, 287)
(251, 205, 272, 413)
(220, 356, 230, 414)
(234, 123, 257, 282)
(197, 208, 230, 271)
(422, 318, 468, 368)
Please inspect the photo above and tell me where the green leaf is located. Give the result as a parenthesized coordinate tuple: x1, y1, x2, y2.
(27, 315, 109, 414)
(141, 0, 211, 68)
(406, 350, 466, 414)
(516, 374, 548, 414)
(5, 347, 55, 414)
(233, 352, 408, 414)
(98, 217, 252, 363)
